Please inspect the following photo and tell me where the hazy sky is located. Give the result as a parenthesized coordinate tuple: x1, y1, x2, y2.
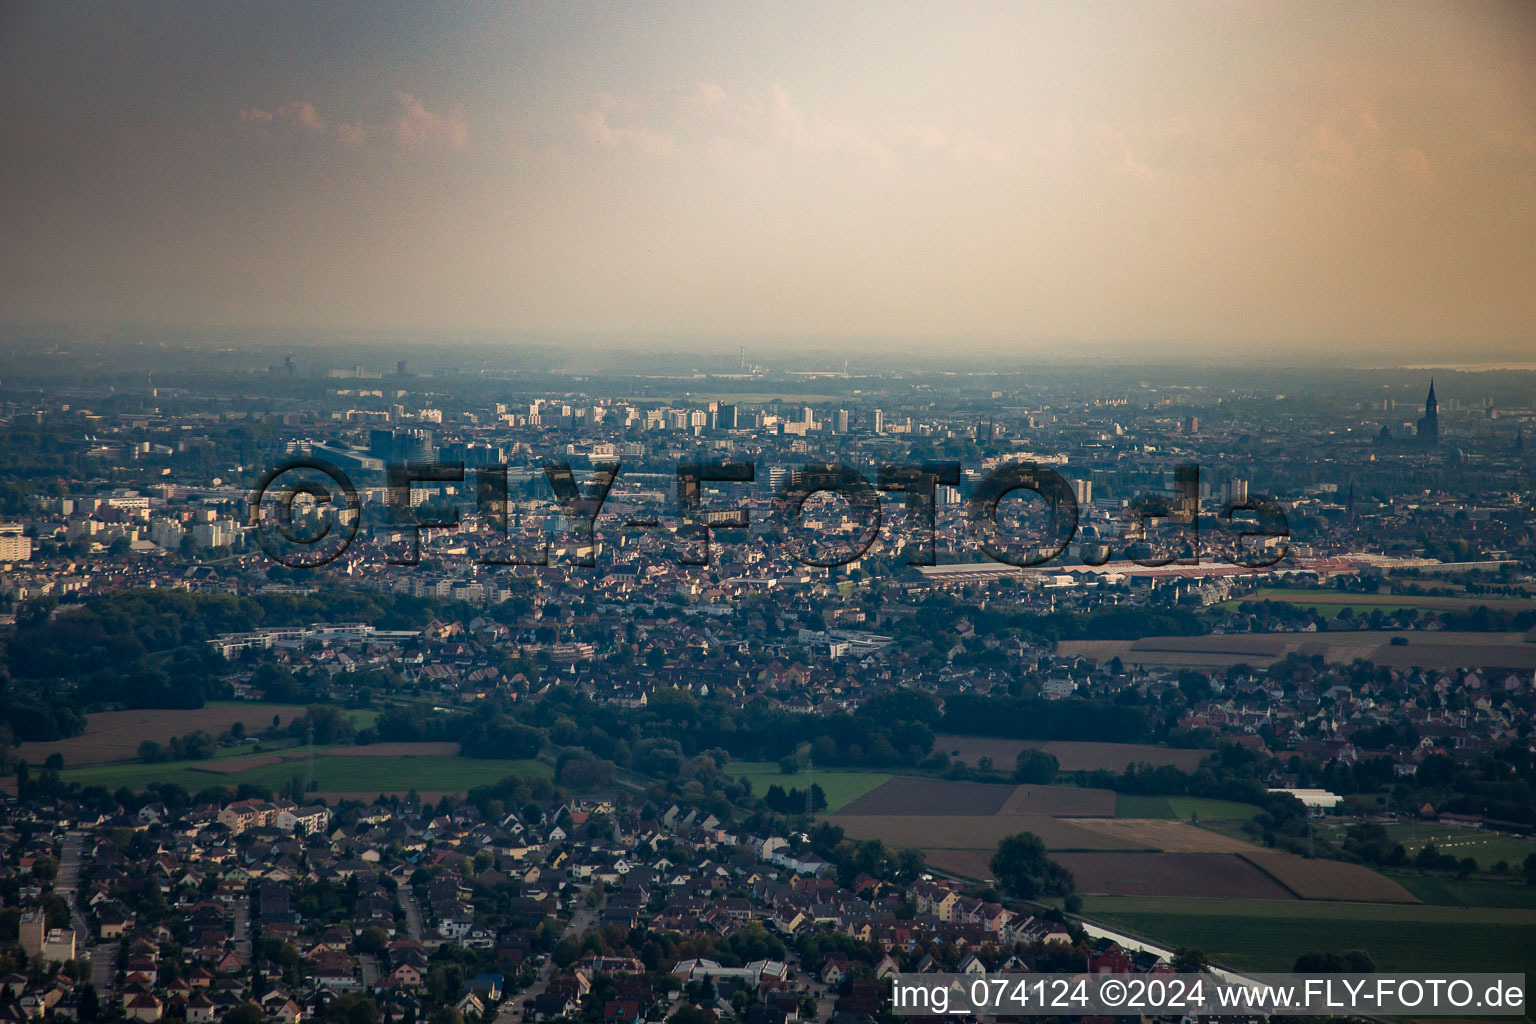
(2, 2, 1534, 357)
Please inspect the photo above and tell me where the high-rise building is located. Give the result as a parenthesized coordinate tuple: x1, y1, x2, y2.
(0, 523, 30, 562)
(394, 427, 434, 464)
(834, 409, 849, 433)
(1073, 479, 1092, 506)
(872, 409, 885, 434)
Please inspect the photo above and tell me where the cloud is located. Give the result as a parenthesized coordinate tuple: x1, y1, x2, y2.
(239, 101, 325, 135)
(573, 82, 1007, 167)
(393, 91, 469, 151)
(238, 93, 468, 151)
(575, 108, 675, 156)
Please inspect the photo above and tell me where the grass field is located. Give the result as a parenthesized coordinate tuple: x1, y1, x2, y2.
(1167, 797, 1263, 821)
(1217, 587, 1536, 615)
(1080, 895, 1536, 975)
(58, 755, 550, 794)
(1316, 821, 1536, 870)
(725, 761, 892, 813)
(1059, 630, 1536, 672)
(1388, 873, 1536, 909)
(15, 702, 377, 766)
(1386, 823, 1536, 869)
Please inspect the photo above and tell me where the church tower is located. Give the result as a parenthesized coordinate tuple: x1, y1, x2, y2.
(1417, 379, 1439, 446)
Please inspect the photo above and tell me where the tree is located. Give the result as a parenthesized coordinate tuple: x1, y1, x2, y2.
(1295, 951, 1375, 972)
(1170, 947, 1209, 973)
(356, 926, 389, 955)
(1013, 749, 1059, 784)
(989, 831, 1073, 899)
(226, 1005, 265, 1024)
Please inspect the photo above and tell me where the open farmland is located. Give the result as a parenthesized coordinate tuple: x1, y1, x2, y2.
(924, 849, 999, 880)
(829, 813, 1149, 851)
(58, 755, 550, 794)
(999, 785, 1116, 816)
(838, 777, 1115, 816)
(14, 702, 326, 766)
(934, 735, 1212, 773)
(1080, 896, 1536, 975)
(837, 777, 1017, 815)
(1220, 587, 1536, 614)
(1055, 852, 1296, 900)
(1063, 817, 1264, 853)
(1242, 852, 1420, 902)
(724, 761, 891, 813)
(323, 741, 461, 757)
(1058, 630, 1536, 672)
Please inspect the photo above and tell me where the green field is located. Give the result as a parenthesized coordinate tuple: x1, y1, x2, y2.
(1217, 587, 1536, 615)
(1388, 873, 1536, 909)
(1168, 797, 1261, 821)
(725, 761, 892, 812)
(1114, 795, 1260, 821)
(1115, 794, 1177, 818)
(1381, 823, 1536, 869)
(59, 756, 550, 794)
(1318, 821, 1536, 870)
(1082, 895, 1536, 975)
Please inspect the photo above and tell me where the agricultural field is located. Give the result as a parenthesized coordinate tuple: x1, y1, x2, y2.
(13, 702, 352, 766)
(828, 813, 1149, 851)
(1063, 818, 1264, 853)
(1055, 852, 1296, 900)
(932, 735, 1212, 773)
(723, 761, 891, 813)
(1165, 797, 1264, 821)
(1242, 851, 1419, 902)
(1113, 795, 1262, 820)
(923, 849, 999, 880)
(839, 776, 1116, 816)
(1079, 896, 1536, 976)
(1388, 873, 1536, 910)
(58, 754, 550, 795)
(838, 777, 1019, 815)
(1059, 630, 1536, 672)
(1217, 587, 1536, 615)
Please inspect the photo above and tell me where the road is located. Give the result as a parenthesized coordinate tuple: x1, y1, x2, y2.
(233, 898, 252, 958)
(496, 894, 599, 1023)
(400, 884, 425, 942)
(59, 832, 117, 992)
